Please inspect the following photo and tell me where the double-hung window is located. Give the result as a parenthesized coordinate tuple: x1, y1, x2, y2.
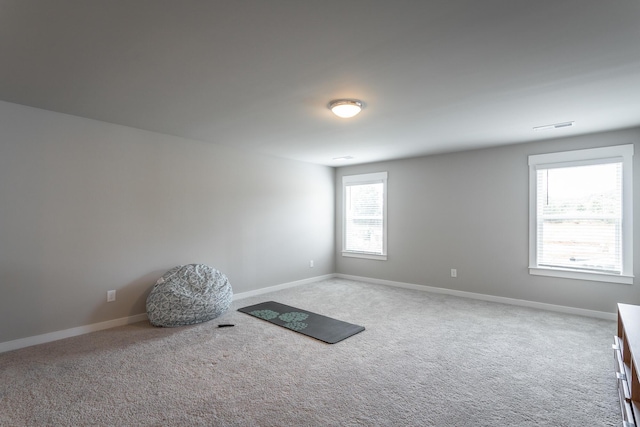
(528, 144, 633, 284)
(342, 172, 387, 260)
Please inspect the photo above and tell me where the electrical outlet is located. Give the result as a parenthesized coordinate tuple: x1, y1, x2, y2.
(451, 269, 457, 278)
(107, 290, 116, 302)
(309, 260, 314, 268)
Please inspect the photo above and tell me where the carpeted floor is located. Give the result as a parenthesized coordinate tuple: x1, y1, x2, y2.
(0, 278, 620, 426)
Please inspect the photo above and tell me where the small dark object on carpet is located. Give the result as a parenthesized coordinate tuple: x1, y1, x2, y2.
(238, 301, 365, 344)
(218, 324, 235, 328)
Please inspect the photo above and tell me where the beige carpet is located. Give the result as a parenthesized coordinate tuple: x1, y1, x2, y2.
(0, 278, 620, 426)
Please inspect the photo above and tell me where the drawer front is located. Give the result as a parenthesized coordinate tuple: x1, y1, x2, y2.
(616, 336, 636, 425)
(616, 339, 632, 401)
(619, 382, 635, 425)
(631, 401, 640, 427)
(615, 336, 624, 356)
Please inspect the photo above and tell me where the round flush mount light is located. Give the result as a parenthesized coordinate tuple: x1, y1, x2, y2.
(329, 99, 363, 118)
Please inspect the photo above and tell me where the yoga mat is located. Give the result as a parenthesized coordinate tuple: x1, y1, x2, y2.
(238, 301, 365, 344)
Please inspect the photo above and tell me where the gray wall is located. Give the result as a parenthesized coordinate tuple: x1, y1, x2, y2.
(0, 101, 335, 343)
(336, 127, 640, 314)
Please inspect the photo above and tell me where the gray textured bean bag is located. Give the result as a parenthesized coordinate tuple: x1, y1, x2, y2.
(146, 264, 233, 327)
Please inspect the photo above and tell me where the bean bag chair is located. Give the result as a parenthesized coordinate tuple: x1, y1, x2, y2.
(146, 264, 233, 327)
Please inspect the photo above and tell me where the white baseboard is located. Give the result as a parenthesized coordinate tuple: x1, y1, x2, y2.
(0, 313, 149, 354)
(0, 274, 334, 354)
(233, 274, 335, 300)
(336, 273, 617, 321)
(1, 273, 616, 354)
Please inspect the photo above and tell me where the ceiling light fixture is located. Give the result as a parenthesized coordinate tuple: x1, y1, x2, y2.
(533, 121, 575, 131)
(329, 99, 363, 118)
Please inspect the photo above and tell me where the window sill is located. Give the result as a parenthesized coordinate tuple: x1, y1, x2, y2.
(529, 266, 633, 284)
(342, 251, 387, 261)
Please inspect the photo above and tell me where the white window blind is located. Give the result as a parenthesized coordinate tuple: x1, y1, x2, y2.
(342, 172, 387, 259)
(528, 144, 633, 284)
(536, 161, 622, 273)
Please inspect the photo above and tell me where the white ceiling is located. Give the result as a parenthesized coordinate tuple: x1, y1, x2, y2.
(1, 1, 640, 166)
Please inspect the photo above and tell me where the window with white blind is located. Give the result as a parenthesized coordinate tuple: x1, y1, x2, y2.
(528, 145, 633, 284)
(342, 172, 387, 260)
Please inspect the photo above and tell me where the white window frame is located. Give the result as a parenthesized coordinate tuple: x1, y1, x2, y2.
(342, 172, 388, 260)
(528, 144, 634, 284)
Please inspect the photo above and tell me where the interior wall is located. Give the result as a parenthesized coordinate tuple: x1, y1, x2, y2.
(336, 127, 640, 314)
(0, 101, 335, 343)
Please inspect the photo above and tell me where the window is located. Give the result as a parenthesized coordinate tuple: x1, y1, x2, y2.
(528, 145, 633, 284)
(342, 172, 387, 260)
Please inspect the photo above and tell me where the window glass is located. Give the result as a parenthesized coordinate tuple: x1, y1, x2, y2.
(342, 172, 387, 260)
(528, 145, 633, 284)
(536, 162, 621, 273)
